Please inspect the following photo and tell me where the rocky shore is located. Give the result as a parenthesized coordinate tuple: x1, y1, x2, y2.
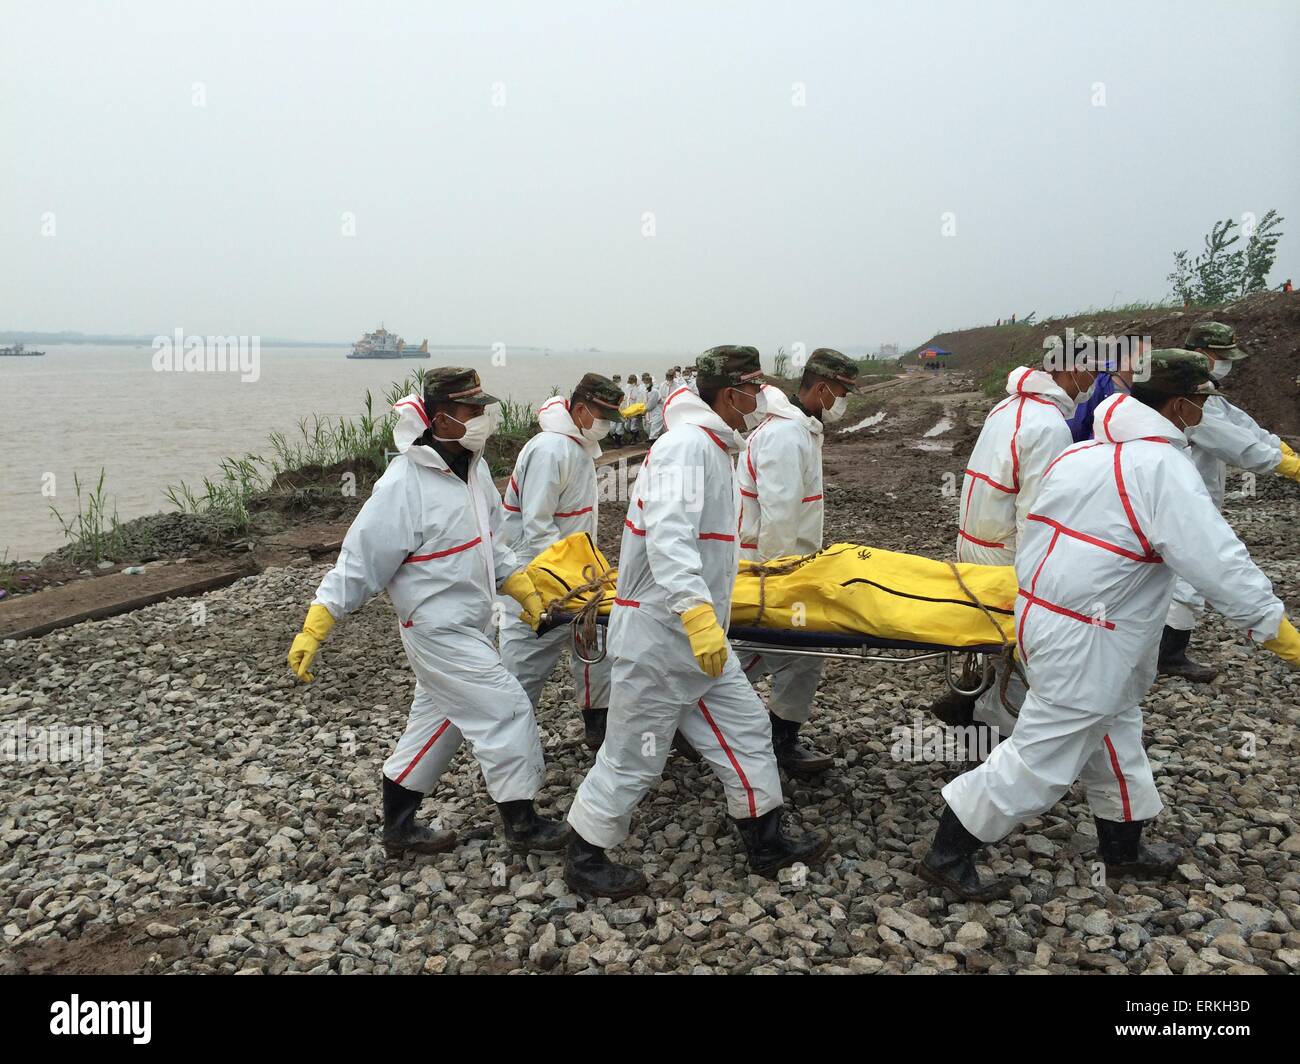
(3, 373, 1298, 975)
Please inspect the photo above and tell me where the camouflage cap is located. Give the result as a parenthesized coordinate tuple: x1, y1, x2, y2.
(695, 345, 764, 389)
(572, 372, 625, 421)
(423, 367, 499, 407)
(1130, 349, 1214, 401)
(805, 348, 862, 389)
(1183, 321, 1248, 361)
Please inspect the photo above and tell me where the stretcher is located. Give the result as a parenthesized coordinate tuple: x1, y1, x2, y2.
(530, 534, 1012, 698)
(540, 612, 1001, 698)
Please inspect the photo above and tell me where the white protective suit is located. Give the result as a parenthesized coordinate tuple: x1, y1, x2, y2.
(567, 388, 784, 847)
(610, 383, 626, 441)
(736, 385, 827, 723)
(499, 396, 612, 711)
(957, 368, 1076, 736)
(622, 379, 645, 437)
(645, 379, 665, 439)
(956, 367, 1076, 566)
(313, 394, 546, 800)
(1166, 393, 1285, 630)
(944, 393, 1286, 842)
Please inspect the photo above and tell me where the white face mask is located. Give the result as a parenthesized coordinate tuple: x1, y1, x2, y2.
(821, 393, 849, 424)
(1210, 358, 1231, 380)
(733, 387, 764, 431)
(581, 417, 611, 442)
(1174, 397, 1205, 435)
(434, 410, 492, 451)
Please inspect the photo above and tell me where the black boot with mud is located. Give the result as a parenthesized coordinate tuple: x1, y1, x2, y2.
(497, 800, 569, 853)
(671, 729, 702, 762)
(1156, 626, 1219, 683)
(382, 775, 457, 857)
(733, 808, 830, 877)
(582, 708, 607, 751)
(927, 688, 977, 726)
(1095, 817, 1182, 880)
(769, 713, 833, 776)
(563, 830, 648, 899)
(918, 805, 1013, 901)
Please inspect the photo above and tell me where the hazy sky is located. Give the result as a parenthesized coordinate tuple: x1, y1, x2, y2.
(4, 0, 1298, 352)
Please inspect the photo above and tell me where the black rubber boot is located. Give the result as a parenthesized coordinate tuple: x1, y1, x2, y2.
(927, 688, 977, 726)
(671, 730, 702, 762)
(563, 830, 647, 899)
(918, 805, 1013, 901)
(382, 775, 457, 857)
(732, 808, 830, 877)
(769, 713, 832, 776)
(497, 800, 568, 853)
(582, 708, 607, 751)
(1157, 626, 1219, 683)
(1095, 817, 1182, 880)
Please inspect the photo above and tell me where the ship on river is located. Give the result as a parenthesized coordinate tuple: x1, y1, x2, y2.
(347, 324, 430, 359)
(0, 343, 45, 356)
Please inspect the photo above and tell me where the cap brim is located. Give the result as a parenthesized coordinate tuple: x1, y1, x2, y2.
(463, 391, 500, 406)
(593, 400, 624, 421)
(1218, 344, 1249, 361)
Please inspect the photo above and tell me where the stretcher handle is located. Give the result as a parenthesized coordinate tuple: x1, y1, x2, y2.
(539, 607, 608, 664)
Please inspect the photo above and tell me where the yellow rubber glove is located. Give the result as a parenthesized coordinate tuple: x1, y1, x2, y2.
(501, 570, 546, 632)
(1276, 440, 1300, 483)
(1263, 616, 1300, 668)
(288, 603, 335, 683)
(681, 603, 728, 677)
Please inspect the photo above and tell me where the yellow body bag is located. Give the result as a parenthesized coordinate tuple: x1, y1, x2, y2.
(526, 533, 1016, 649)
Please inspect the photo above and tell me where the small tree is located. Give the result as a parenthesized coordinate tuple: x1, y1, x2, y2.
(1168, 211, 1285, 305)
(1241, 209, 1284, 296)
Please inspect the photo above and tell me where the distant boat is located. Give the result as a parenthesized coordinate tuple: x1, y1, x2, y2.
(347, 324, 430, 359)
(0, 343, 44, 356)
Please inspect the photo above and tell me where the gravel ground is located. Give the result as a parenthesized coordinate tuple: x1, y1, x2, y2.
(3, 408, 1299, 975)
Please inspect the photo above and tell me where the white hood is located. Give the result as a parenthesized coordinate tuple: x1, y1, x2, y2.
(757, 383, 822, 436)
(537, 395, 600, 458)
(662, 385, 745, 450)
(1006, 367, 1077, 416)
(1091, 392, 1186, 446)
(392, 393, 429, 454)
(389, 392, 478, 473)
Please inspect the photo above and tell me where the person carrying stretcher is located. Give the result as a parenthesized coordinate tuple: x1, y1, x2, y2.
(930, 345, 1097, 738)
(564, 346, 830, 898)
(919, 350, 1300, 901)
(737, 348, 860, 775)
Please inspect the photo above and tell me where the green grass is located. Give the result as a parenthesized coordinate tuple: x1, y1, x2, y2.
(0, 548, 18, 595)
(48, 469, 128, 563)
(160, 369, 540, 520)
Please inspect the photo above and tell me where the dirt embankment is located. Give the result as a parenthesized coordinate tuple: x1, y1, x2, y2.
(908, 292, 1300, 438)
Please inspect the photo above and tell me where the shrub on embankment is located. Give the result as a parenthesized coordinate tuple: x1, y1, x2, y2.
(905, 292, 1300, 437)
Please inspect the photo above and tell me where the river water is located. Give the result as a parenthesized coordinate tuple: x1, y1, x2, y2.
(0, 344, 678, 561)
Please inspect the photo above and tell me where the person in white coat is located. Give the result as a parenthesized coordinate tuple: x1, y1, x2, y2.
(919, 351, 1300, 901)
(932, 353, 1097, 737)
(1157, 321, 1300, 681)
(609, 374, 626, 444)
(286, 368, 569, 858)
(564, 346, 830, 898)
(642, 373, 665, 440)
(500, 374, 624, 749)
(621, 371, 645, 442)
(737, 348, 861, 775)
